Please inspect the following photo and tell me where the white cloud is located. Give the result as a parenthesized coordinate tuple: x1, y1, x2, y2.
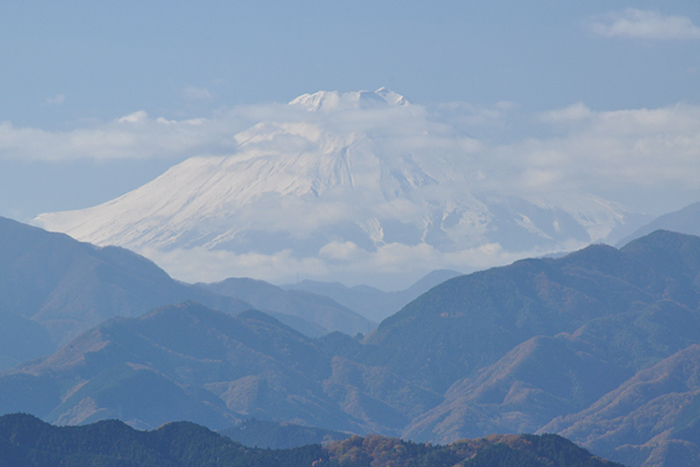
(44, 94, 65, 105)
(0, 109, 253, 161)
(539, 102, 592, 123)
(0, 96, 477, 165)
(437, 100, 519, 126)
(1, 92, 699, 210)
(319, 241, 364, 261)
(118, 110, 149, 123)
(588, 9, 700, 40)
(1, 92, 699, 204)
(139, 240, 543, 290)
(496, 102, 700, 193)
(2, 91, 700, 201)
(138, 231, 601, 290)
(21, 90, 700, 289)
(142, 246, 330, 285)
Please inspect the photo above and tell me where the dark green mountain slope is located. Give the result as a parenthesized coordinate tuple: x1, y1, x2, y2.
(0, 413, 625, 467)
(0, 217, 250, 348)
(0, 413, 327, 467)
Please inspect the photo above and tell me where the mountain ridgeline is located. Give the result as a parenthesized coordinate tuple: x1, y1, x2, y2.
(0, 216, 250, 352)
(0, 301, 441, 434)
(0, 413, 624, 467)
(199, 277, 376, 337)
(361, 231, 700, 392)
(280, 269, 463, 323)
(0, 216, 378, 366)
(6, 218, 700, 466)
(617, 201, 700, 246)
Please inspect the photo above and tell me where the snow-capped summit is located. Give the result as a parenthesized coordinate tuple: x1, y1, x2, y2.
(35, 90, 638, 288)
(289, 88, 409, 112)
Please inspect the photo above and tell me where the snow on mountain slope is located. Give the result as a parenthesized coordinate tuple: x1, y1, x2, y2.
(35, 89, 637, 289)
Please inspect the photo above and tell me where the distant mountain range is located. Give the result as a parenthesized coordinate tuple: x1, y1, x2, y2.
(0, 217, 379, 362)
(0, 217, 245, 350)
(199, 277, 375, 337)
(33, 89, 646, 289)
(366, 230, 700, 467)
(281, 269, 462, 322)
(7, 216, 700, 466)
(617, 201, 700, 246)
(0, 303, 357, 430)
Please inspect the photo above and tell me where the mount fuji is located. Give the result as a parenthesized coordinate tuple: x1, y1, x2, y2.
(35, 89, 640, 289)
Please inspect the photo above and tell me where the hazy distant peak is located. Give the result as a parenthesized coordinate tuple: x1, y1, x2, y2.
(289, 88, 409, 112)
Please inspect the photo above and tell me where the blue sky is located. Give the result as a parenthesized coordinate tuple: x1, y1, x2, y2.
(2, 1, 700, 221)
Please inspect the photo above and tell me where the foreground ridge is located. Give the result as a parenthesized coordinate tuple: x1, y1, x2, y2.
(0, 413, 625, 467)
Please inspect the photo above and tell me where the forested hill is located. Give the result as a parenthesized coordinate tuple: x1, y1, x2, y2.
(0, 413, 625, 467)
